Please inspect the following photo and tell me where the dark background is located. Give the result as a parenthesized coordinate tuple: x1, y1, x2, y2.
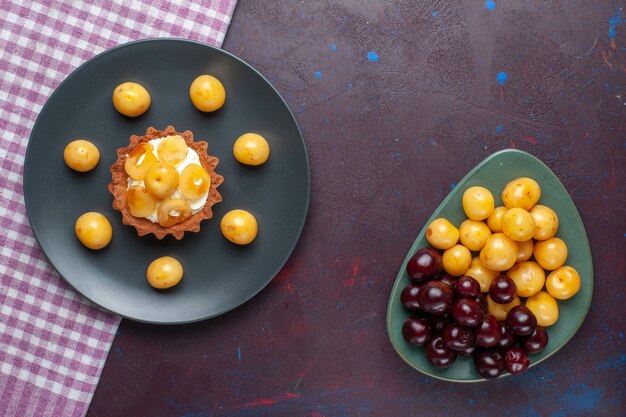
(89, 1, 625, 416)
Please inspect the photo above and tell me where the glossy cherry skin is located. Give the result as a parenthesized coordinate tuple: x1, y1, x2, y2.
(438, 273, 457, 288)
(506, 305, 537, 336)
(402, 318, 432, 346)
(497, 323, 518, 349)
(426, 335, 457, 368)
(428, 314, 451, 333)
(521, 326, 549, 354)
(475, 314, 501, 348)
(451, 298, 484, 328)
(417, 281, 454, 315)
(489, 275, 518, 304)
(443, 323, 475, 351)
(454, 276, 481, 299)
(504, 347, 530, 374)
(458, 344, 477, 358)
(400, 284, 422, 312)
(407, 247, 443, 284)
(474, 349, 505, 379)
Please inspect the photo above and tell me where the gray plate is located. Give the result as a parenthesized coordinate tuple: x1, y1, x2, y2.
(23, 39, 310, 324)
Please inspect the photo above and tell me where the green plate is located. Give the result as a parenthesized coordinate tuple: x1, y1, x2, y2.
(386, 149, 593, 382)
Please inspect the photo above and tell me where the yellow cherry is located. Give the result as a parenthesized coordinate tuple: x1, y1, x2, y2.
(64, 139, 99, 172)
(487, 206, 507, 233)
(75, 212, 112, 250)
(459, 219, 492, 251)
(534, 237, 568, 271)
(462, 186, 495, 220)
(157, 198, 192, 227)
(487, 295, 521, 321)
(146, 256, 183, 289)
(465, 257, 499, 292)
(221, 209, 258, 245)
(124, 142, 157, 180)
(179, 164, 210, 199)
(516, 239, 534, 263)
(546, 266, 581, 300)
(112, 82, 151, 117)
(442, 244, 472, 276)
(529, 204, 559, 240)
(507, 261, 545, 298)
(233, 133, 270, 166)
(126, 185, 157, 218)
(144, 162, 179, 199)
(501, 177, 541, 210)
(501, 208, 536, 242)
(157, 135, 188, 166)
(526, 291, 559, 327)
(189, 75, 226, 112)
(426, 218, 459, 250)
(480, 233, 518, 272)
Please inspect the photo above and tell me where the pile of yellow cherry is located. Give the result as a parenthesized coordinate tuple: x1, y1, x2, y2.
(65, 74, 272, 290)
(426, 177, 581, 327)
(125, 135, 208, 226)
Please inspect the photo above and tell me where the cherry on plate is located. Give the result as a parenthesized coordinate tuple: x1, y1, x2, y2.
(474, 349, 505, 379)
(443, 323, 475, 351)
(406, 247, 443, 284)
(454, 276, 481, 299)
(451, 298, 484, 328)
(521, 326, 549, 354)
(504, 347, 530, 374)
(417, 280, 454, 315)
(496, 322, 518, 349)
(438, 273, 457, 288)
(489, 275, 517, 304)
(400, 284, 422, 312)
(506, 305, 537, 336)
(402, 317, 432, 346)
(426, 335, 457, 368)
(475, 314, 501, 348)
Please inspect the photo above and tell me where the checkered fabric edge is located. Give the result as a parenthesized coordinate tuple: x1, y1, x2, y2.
(0, 1, 237, 416)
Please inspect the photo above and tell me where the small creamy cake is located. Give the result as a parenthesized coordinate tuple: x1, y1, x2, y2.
(108, 126, 223, 240)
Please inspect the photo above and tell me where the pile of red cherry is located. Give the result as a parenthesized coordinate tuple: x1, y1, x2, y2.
(401, 247, 548, 379)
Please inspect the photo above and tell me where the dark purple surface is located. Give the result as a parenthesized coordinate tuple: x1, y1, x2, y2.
(88, 1, 625, 416)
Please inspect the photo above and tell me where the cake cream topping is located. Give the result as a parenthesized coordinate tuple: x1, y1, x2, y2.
(127, 136, 209, 223)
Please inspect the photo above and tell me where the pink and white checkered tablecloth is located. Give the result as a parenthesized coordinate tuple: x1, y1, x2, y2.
(0, 1, 237, 416)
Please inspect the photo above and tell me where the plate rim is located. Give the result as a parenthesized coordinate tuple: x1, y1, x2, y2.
(23, 38, 311, 324)
(385, 148, 593, 382)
